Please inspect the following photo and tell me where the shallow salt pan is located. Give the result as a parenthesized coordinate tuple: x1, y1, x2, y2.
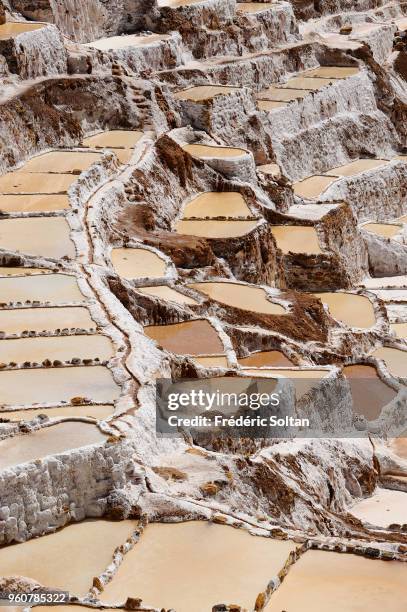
(258, 100, 287, 111)
(0, 194, 69, 212)
(85, 33, 169, 51)
(145, 320, 224, 355)
(241, 368, 329, 398)
(313, 292, 376, 329)
(0, 267, 51, 277)
(20, 151, 101, 174)
(270, 226, 322, 255)
(265, 550, 407, 612)
(0, 366, 120, 407)
(82, 130, 144, 149)
(0, 22, 44, 40)
(0, 274, 85, 303)
(139, 285, 199, 305)
(258, 86, 309, 102)
(325, 158, 388, 177)
(102, 521, 296, 612)
(371, 346, 407, 379)
(176, 219, 259, 238)
(174, 85, 239, 102)
(189, 282, 286, 315)
(0, 421, 107, 471)
(111, 248, 167, 279)
(350, 488, 407, 527)
(362, 223, 402, 239)
(303, 66, 359, 79)
(183, 192, 251, 218)
(293, 175, 338, 199)
(0, 306, 95, 334)
(193, 355, 228, 367)
(183, 143, 247, 159)
(237, 2, 277, 12)
(238, 350, 294, 367)
(391, 323, 407, 339)
(0, 520, 137, 596)
(0, 172, 75, 194)
(0, 217, 75, 260)
(0, 404, 113, 422)
(343, 364, 396, 421)
(280, 76, 332, 91)
(0, 334, 113, 364)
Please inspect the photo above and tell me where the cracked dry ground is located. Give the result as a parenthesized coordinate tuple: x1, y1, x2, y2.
(0, 0, 407, 610)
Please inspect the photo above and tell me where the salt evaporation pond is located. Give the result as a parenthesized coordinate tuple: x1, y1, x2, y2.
(0, 274, 85, 303)
(342, 364, 397, 420)
(0, 218, 75, 259)
(189, 282, 286, 314)
(238, 350, 294, 367)
(111, 248, 167, 279)
(350, 488, 407, 527)
(0, 194, 69, 212)
(371, 346, 407, 378)
(270, 226, 322, 254)
(176, 219, 259, 238)
(0, 334, 113, 363)
(0, 306, 95, 334)
(20, 151, 100, 173)
(183, 143, 247, 159)
(139, 285, 199, 305)
(0, 404, 113, 421)
(145, 319, 224, 355)
(183, 191, 251, 218)
(313, 292, 376, 328)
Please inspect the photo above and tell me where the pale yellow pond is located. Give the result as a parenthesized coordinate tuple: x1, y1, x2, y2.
(258, 100, 287, 111)
(0, 172, 75, 194)
(85, 33, 168, 50)
(183, 191, 251, 218)
(326, 158, 388, 177)
(20, 151, 100, 174)
(0, 194, 69, 212)
(0, 267, 51, 276)
(371, 346, 407, 378)
(174, 85, 238, 102)
(193, 355, 228, 367)
(281, 76, 332, 90)
(0, 421, 107, 470)
(102, 521, 296, 612)
(314, 292, 376, 328)
(350, 488, 407, 527)
(0, 274, 85, 303)
(0, 22, 44, 39)
(145, 320, 224, 355)
(138, 285, 199, 305)
(0, 520, 137, 596)
(0, 306, 95, 334)
(0, 404, 113, 422)
(293, 175, 338, 199)
(111, 248, 167, 279)
(271, 225, 322, 254)
(265, 550, 407, 612)
(0, 334, 113, 364)
(258, 86, 309, 102)
(183, 143, 247, 159)
(0, 366, 120, 406)
(0, 217, 75, 259)
(391, 323, 407, 339)
(82, 130, 144, 149)
(237, 2, 277, 12)
(189, 282, 286, 315)
(303, 66, 359, 79)
(362, 223, 402, 239)
(176, 219, 259, 238)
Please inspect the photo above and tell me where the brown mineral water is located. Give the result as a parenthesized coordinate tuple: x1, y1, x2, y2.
(182, 191, 251, 218)
(314, 292, 376, 328)
(343, 364, 397, 420)
(145, 319, 224, 355)
(238, 350, 294, 367)
(189, 282, 286, 314)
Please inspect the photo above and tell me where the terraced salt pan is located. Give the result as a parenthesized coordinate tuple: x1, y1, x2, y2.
(158, 0, 210, 6)
(0, 22, 45, 40)
(350, 488, 407, 527)
(0, 334, 113, 364)
(0, 520, 137, 596)
(0, 274, 85, 303)
(190, 282, 286, 315)
(270, 226, 322, 254)
(303, 66, 359, 79)
(82, 130, 144, 149)
(0, 421, 107, 471)
(139, 285, 199, 305)
(0, 306, 95, 334)
(361, 275, 407, 289)
(391, 429, 407, 460)
(19, 151, 101, 174)
(258, 87, 309, 102)
(293, 175, 338, 199)
(0, 172, 75, 194)
(343, 364, 396, 421)
(241, 368, 330, 398)
(183, 144, 247, 159)
(0, 404, 113, 421)
(362, 223, 402, 238)
(111, 248, 167, 280)
(0, 267, 51, 276)
(0, 366, 120, 407)
(258, 100, 287, 111)
(193, 355, 228, 367)
(174, 85, 239, 101)
(238, 350, 294, 367)
(176, 219, 259, 238)
(279, 76, 334, 91)
(371, 346, 407, 379)
(391, 323, 407, 339)
(0, 194, 69, 212)
(265, 550, 407, 612)
(145, 320, 224, 355)
(85, 33, 170, 51)
(237, 2, 276, 12)
(313, 292, 376, 328)
(183, 192, 251, 218)
(326, 159, 388, 177)
(102, 521, 296, 612)
(0, 217, 75, 259)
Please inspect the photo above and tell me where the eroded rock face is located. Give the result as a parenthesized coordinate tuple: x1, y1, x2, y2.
(0, 2, 5, 25)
